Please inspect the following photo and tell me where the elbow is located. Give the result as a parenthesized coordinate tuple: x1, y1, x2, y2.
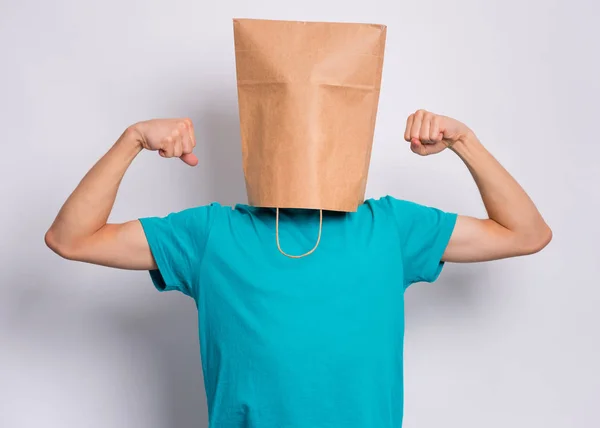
(521, 224, 553, 255)
(45, 228, 76, 260)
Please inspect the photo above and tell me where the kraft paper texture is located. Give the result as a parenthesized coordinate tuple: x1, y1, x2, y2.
(234, 18, 387, 212)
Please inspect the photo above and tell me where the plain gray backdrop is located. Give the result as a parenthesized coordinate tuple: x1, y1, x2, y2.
(1, 0, 598, 427)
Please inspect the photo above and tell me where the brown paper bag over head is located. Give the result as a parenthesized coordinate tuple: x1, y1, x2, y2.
(233, 18, 387, 214)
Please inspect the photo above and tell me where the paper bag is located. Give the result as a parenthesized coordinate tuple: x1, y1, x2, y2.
(233, 18, 387, 212)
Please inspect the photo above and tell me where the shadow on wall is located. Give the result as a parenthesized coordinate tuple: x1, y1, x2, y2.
(3, 268, 209, 428)
(110, 290, 209, 428)
(404, 264, 490, 333)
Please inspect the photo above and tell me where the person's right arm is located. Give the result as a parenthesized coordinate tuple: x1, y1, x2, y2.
(44, 118, 198, 270)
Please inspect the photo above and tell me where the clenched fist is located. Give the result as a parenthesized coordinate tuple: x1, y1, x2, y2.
(130, 118, 198, 166)
(404, 109, 473, 156)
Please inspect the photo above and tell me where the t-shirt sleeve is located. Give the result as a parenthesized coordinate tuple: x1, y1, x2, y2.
(138, 203, 220, 298)
(380, 196, 458, 288)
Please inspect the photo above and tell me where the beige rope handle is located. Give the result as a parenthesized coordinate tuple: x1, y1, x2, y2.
(275, 208, 323, 258)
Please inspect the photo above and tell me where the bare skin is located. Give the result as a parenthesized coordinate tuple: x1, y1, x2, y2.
(404, 109, 552, 262)
(45, 110, 552, 268)
(45, 118, 198, 270)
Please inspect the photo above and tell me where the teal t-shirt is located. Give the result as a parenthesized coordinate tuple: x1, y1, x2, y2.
(139, 196, 457, 428)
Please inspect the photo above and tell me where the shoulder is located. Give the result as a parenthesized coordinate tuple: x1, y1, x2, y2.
(139, 202, 233, 237)
(167, 202, 228, 222)
(362, 195, 426, 217)
(175, 202, 229, 220)
(362, 196, 456, 233)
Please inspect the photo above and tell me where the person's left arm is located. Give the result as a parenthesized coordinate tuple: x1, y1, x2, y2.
(404, 109, 552, 263)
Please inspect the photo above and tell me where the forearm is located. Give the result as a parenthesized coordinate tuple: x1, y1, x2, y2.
(451, 133, 552, 250)
(45, 128, 142, 254)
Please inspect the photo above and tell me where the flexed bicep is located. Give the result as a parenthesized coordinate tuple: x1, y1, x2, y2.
(443, 216, 538, 263)
(69, 220, 157, 270)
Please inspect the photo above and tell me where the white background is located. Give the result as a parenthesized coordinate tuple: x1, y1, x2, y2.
(1, 0, 599, 427)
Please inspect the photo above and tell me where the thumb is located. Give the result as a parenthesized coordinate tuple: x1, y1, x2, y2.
(410, 138, 428, 156)
(180, 152, 199, 167)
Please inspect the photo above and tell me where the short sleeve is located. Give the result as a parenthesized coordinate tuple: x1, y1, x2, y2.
(380, 196, 458, 288)
(138, 203, 220, 298)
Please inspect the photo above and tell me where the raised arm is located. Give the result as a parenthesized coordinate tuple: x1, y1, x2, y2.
(45, 118, 198, 269)
(404, 109, 552, 263)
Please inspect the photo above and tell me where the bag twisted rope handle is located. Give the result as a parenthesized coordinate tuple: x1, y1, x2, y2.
(275, 208, 323, 258)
